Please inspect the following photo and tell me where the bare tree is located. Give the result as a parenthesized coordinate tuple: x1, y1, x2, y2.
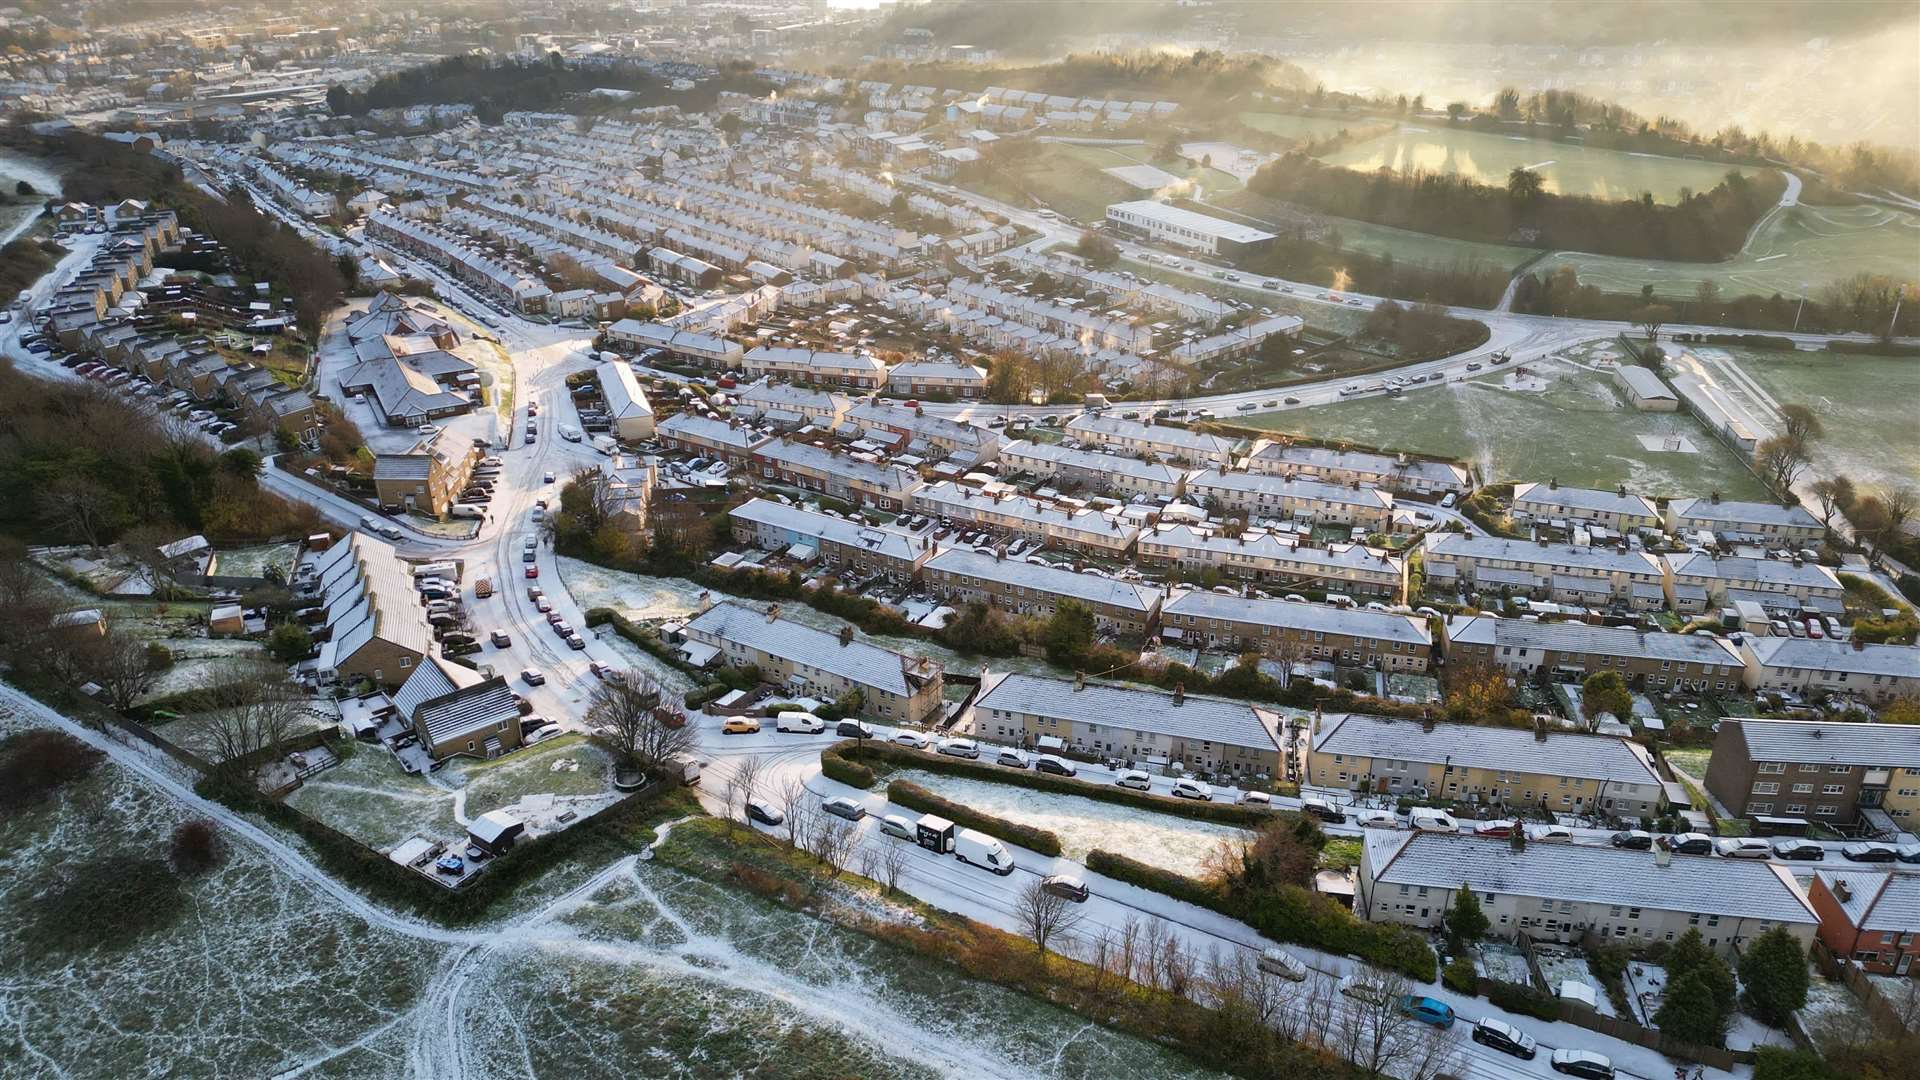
(1756, 434, 1815, 497)
(1401, 1021, 1465, 1080)
(875, 835, 909, 896)
(1336, 967, 1416, 1078)
(808, 812, 858, 877)
(87, 621, 164, 712)
(1811, 475, 1856, 529)
(36, 475, 123, 550)
(585, 676, 696, 774)
(777, 775, 808, 847)
(1015, 876, 1087, 953)
(201, 665, 304, 780)
(1876, 484, 1918, 553)
(723, 755, 762, 838)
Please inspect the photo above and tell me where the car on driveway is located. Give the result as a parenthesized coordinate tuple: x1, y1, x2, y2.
(821, 796, 867, 821)
(526, 726, 565, 745)
(721, 717, 761, 735)
(520, 669, 546, 686)
(1471, 1018, 1536, 1059)
(745, 798, 783, 827)
(1397, 996, 1455, 1027)
(1041, 874, 1090, 902)
(1772, 838, 1826, 861)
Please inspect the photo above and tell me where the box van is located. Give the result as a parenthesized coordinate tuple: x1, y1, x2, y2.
(1171, 777, 1213, 801)
(1410, 809, 1460, 832)
(954, 827, 1015, 875)
(1257, 947, 1309, 981)
(995, 747, 1030, 769)
(774, 711, 825, 734)
(1115, 769, 1152, 791)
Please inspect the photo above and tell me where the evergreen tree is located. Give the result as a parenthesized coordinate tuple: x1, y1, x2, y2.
(1739, 926, 1810, 1025)
(1666, 928, 1738, 1022)
(1655, 969, 1730, 1046)
(1445, 883, 1490, 942)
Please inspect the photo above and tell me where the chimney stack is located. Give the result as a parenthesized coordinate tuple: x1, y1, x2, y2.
(1073, 669, 1085, 691)
(766, 603, 782, 622)
(1835, 879, 1853, 901)
(839, 625, 854, 646)
(1533, 715, 1547, 742)
(1653, 846, 1672, 868)
(1172, 682, 1185, 706)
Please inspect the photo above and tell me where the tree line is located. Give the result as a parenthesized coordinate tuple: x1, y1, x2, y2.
(1513, 269, 1918, 337)
(1247, 153, 1781, 261)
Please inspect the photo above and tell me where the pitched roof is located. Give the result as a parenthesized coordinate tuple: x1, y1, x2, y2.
(1313, 713, 1662, 785)
(975, 672, 1280, 751)
(1163, 590, 1429, 645)
(685, 602, 939, 698)
(1444, 615, 1743, 666)
(1727, 717, 1920, 768)
(1816, 871, 1920, 933)
(926, 547, 1164, 614)
(1367, 831, 1818, 924)
(1667, 498, 1821, 531)
(1745, 636, 1920, 679)
(1511, 482, 1659, 519)
(413, 677, 519, 748)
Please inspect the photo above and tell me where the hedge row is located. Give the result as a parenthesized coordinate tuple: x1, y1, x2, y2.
(885, 779, 1063, 857)
(821, 741, 876, 789)
(1487, 980, 1561, 1020)
(582, 607, 703, 677)
(1089, 851, 1437, 983)
(842, 741, 1288, 828)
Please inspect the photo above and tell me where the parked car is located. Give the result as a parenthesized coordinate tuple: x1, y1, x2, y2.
(892, 730, 932, 750)
(1256, 946, 1309, 981)
(721, 718, 761, 735)
(821, 796, 867, 821)
(1609, 829, 1653, 850)
(1398, 996, 1455, 1028)
(995, 747, 1031, 769)
(1337, 974, 1392, 1006)
(565, 634, 585, 650)
(936, 737, 981, 759)
(1843, 842, 1898, 863)
(878, 814, 916, 841)
(1354, 809, 1400, 830)
(1471, 1018, 1537, 1059)
(1525, 823, 1575, 843)
(1115, 769, 1152, 791)
(1409, 809, 1460, 832)
(1300, 795, 1346, 824)
(1716, 837, 1773, 859)
(1041, 874, 1090, 903)
(745, 798, 784, 827)
(520, 669, 546, 686)
(525, 565, 539, 579)
(490, 630, 511, 648)
(1034, 754, 1077, 777)
(1473, 819, 1515, 838)
(1659, 832, 1715, 855)
(526, 726, 565, 745)
(1170, 777, 1213, 801)
(1772, 838, 1826, 861)
(1548, 1049, 1615, 1079)
(1895, 844, 1920, 865)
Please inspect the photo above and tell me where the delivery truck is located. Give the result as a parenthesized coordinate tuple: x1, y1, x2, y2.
(954, 828, 1015, 875)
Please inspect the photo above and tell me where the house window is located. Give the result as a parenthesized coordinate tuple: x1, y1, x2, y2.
(1822, 784, 1846, 795)
(1752, 783, 1779, 795)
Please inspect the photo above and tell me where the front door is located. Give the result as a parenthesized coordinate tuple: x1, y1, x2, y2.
(1899, 953, 1912, 976)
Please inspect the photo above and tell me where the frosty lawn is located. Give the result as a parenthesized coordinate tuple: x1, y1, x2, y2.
(892, 767, 1251, 878)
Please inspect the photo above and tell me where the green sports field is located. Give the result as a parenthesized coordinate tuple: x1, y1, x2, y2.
(1318, 124, 1745, 204)
(1531, 202, 1920, 298)
(1713, 345, 1920, 494)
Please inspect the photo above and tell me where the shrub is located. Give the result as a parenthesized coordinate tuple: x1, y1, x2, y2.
(1486, 980, 1562, 1020)
(682, 682, 732, 709)
(0, 730, 105, 813)
(1442, 955, 1478, 993)
(885, 779, 1062, 856)
(1087, 849, 1229, 909)
(168, 818, 228, 876)
(1245, 885, 1438, 982)
(820, 741, 876, 789)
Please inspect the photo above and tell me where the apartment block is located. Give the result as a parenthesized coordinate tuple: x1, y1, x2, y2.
(1704, 717, 1920, 826)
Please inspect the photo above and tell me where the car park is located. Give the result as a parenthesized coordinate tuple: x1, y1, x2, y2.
(1471, 1018, 1536, 1059)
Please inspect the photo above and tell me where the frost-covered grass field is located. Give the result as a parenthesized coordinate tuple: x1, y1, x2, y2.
(893, 768, 1251, 878)
(1242, 353, 1773, 497)
(0, 710, 442, 1077)
(209, 542, 299, 579)
(441, 733, 617, 818)
(284, 743, 463, 849)
(1725, 346, 1920, 495)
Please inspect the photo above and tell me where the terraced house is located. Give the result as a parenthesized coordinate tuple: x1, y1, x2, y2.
(1158, 592, 1432, 673)
(302, 533, 430, 687)
(1307, 712, 1667, 816)
(684, 601, 945, 725)
(1662, 553, 1845, 616)
(1183, 469, 1395, 531)
(1420, 534, 1668, 610)
(1063, 414, 1237, 468)
(1359, 832, 1818, 959)
(751, 438, 922, 510)
(909, 481, 1141, 557)
(921, 548, 1165, 635)
(1440, 616, 1746, 691)
(1737, 636, 1920, 706)
(973, 672, 1285, 780)
(1664, 496, 1825, 546)
(1510, 482, 1662, 533)
(729, 498, 935, 581)
(1241, 441, 1471, 498)
(999, 440, 1187, 499)
(1137, 525, 1408, 600)
(1705, 717, 1920, 827)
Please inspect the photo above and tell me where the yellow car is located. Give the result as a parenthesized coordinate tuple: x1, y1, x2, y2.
(721, 717, 761, 735)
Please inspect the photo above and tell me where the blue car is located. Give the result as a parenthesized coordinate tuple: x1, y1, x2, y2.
(1397, 995, 1456, 1028)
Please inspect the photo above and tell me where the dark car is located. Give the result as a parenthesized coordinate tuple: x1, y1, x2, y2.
(1843, 843, 1897, 863)
(1041, 874, 1090, 903)
(520, 668, 546, 686)
(1470, 1018, 1537, 1060)
(1034, 755, 1077, 777)
(490, 630, 511, 648)
(1772, 838, 1826, 861)
(1658, 833, 1714, 855)
(1609, 830, 1653, 850)
(835, 719, 875, 739)
(745, 798, 784, 827)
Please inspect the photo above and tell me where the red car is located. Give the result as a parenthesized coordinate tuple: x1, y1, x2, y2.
(524, 565, 539, 579)
(1473, 819, 1515, 838)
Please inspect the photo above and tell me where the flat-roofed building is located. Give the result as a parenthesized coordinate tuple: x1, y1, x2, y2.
(1441, 615, 1746, 692)
(1704, 717, 1920, 826)
(685, 601, 943, 724)
(1359, 831, 1817, 959)
(1309, 711, 1666, 815)
(923, 548, 1165, 634)
(1511, 482, 1661, 533)
(973, 671, 1284, 779)
(1103, 200, 1277, 259)
(1185, 469, 1395, 531)
(1242, 441, 1471, 497)
(1160, 591, 1431, 672)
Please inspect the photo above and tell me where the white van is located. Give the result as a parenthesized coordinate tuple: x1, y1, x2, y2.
(1171, 777, 1213, 801)
(450, 504, 484, 519)
(953, 827, 1014, 875)
(1115, 769, 1152, 791)
(560, 426, 582, 442)
(1409, 808, 1460, 832)
(774, 711, 825, 734)
(1257, 947, 1309, 981)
